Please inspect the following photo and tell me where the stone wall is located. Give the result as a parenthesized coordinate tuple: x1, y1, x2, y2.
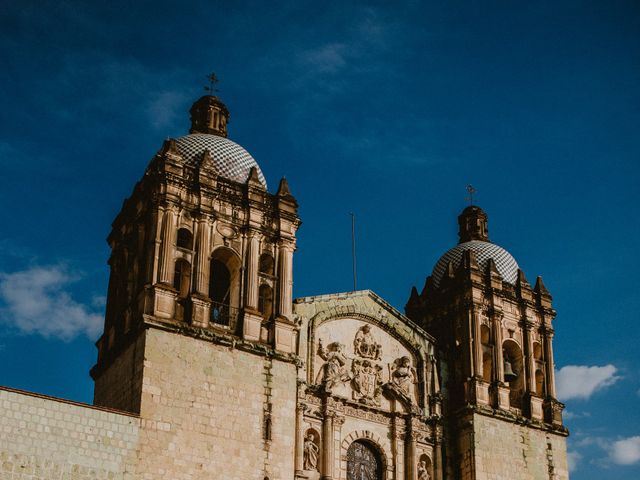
(132, 328, 297, 480)
(0, 386, 139, 480)
(459, 412, 568, 480)
(93, 333, 145, 414)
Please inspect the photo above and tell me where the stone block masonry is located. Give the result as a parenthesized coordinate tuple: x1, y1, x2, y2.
(131, 328, 297, 480)
(0, 386, 140, 479)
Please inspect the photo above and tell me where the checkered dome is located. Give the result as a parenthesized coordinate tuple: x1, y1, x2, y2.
(432, 240, 519, 287)
(174, 133, 267, 187)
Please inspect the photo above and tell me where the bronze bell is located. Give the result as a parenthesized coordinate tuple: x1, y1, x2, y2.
(503, 357, 518, 382)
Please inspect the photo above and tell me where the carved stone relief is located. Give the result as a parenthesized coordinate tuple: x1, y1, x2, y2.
(303, 430, 319, 471)
(317, 341, 350, 392)
(353, 324, 382, 360)
(351, 359, 383, 406)
(390, 356, 417, 395)
(418, 460, 431, 480)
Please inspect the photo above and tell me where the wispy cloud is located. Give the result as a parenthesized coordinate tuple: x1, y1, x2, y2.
(0, 266, 102, 341)
(299, 43, 348, 74)
(147, 90, 189, 130)
(556, 365, 620, 401)
(567, 450, 582, 472)
(609, 436, 640, 465)
(563, 410, 591, 421)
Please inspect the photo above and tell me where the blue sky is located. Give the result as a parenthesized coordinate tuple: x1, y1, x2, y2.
(0, 1, 638, 477)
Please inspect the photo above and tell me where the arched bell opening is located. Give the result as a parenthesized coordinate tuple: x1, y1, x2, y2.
(503, 339, 524, 409)
(480, 324, 493, 383)
(209, 247, 241, 328)
(533, 342, 545, 396)
(346, 440, 384, 480)
(173, 259, 192, 322)
(258, 283, 274, 321)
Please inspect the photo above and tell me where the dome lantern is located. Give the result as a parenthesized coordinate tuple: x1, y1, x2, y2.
(189, 95, 230, 137)
(458, 205, 489, 243)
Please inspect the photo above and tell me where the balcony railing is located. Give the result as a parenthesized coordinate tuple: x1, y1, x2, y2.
(209, 301, 238, 328)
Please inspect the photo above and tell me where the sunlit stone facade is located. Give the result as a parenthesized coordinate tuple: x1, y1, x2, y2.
(0, 94, 568, 480)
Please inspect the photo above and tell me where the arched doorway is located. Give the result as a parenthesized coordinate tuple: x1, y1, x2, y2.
(346, 440, 382, 480)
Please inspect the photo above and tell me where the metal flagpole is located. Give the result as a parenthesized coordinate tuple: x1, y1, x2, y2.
(350, 213, 357, 291)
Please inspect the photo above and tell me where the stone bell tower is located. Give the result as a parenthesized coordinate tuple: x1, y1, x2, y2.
(406, 205, 569, 480)
(90, 93, 301, 479)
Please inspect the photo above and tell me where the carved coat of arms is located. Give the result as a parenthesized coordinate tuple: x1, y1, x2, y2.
(351, 359, 383, 405)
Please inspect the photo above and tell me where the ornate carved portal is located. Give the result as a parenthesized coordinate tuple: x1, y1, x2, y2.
(346, 440, 382, 480)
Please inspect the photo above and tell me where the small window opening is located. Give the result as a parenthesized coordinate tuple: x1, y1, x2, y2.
(259, 253, 275, 276)
(177, 228, 193, 250)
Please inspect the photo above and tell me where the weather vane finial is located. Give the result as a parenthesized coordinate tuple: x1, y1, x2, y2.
(204, 72, 220, 94)
(466, 184, 476, 205)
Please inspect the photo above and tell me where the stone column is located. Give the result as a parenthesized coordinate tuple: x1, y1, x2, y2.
(405, 418, 417, 480)
(321, 411, 334, 480)
(194, 217, 211, 295)
(523, 321, 536, 392)
(158, 208, 176, 285)
(151, 209, 162, 284)
(472, 309, 482, 378)
(492, 313, 504, 382)
(246, 234, 260, 309)
(278, 242, 294, 319)
(544, 329, 557, 398)
(295, 404, 305, 474)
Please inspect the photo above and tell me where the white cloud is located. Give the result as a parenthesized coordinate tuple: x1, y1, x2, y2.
(556, 365, 620, 401)
(147, 90, 188, 130)
(567, 450, 582, 472)
(609, 436, 640, 465)
(563, 410, 591, 421)
(0, 266, 102, 341)
(299, 43, 348, 74)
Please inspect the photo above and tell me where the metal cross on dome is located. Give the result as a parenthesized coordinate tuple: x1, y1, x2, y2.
(204, 72, 220, 94)
(466, 184, 476, 205)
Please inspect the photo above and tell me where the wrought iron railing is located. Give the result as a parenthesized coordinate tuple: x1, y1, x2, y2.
(209, 301, 238, 328)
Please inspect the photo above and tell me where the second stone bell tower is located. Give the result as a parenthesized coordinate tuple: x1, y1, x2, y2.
(406, 205, 569, 480)
(90, 93, 301, 479)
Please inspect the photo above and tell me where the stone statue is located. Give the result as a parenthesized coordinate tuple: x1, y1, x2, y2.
(353, 324, 382, 360)
(418, 460, 430, 480)
(318, 340, 350, 391)
(303, 432, 319, 471)
(391, 356, 417, 394)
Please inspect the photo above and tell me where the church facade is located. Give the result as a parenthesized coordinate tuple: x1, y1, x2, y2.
(0, 94, 569, 480)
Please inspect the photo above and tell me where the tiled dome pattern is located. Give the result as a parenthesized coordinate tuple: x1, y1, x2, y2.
(432, 240, 519, 287)
(175, 133, 267, 187)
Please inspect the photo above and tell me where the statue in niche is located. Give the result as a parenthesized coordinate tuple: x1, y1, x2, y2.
(317, 340, 350, 391)
(303, 432, 319, 471)
(418, 460, 431, 480)
(351, 359, 383, 405)
(391, 356, 417, 395)
(353, 324, 382, 360)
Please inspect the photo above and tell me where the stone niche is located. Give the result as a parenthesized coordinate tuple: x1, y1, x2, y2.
(313, 318, 419, 410)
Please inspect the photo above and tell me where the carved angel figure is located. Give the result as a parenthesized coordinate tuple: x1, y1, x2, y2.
(353, 324, 382, 360)
(303, 432, 319, 471)
(317, 340, 350, 391)
(391, 356, 417, 394)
